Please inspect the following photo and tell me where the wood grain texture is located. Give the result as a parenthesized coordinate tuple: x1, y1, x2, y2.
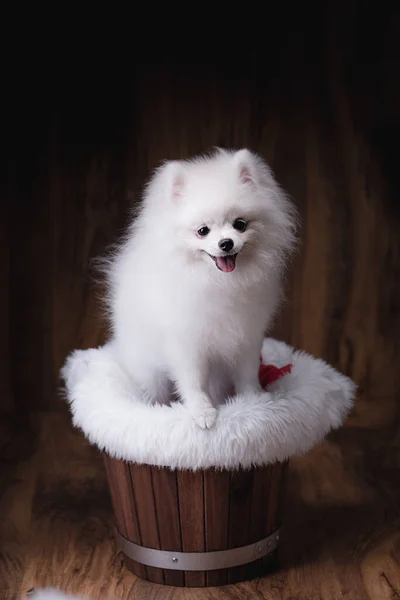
(151, 467, 184, 586)
(204, 469, 230, 586)
(2, 2, 400, 598)
(177, 470, 206, 587)
(227, 470, 255, 584)
(103, 458, 147, 581)
(128, 463, 164, 584)
(2, 410, 400, 599)
(5, 9, 400, 418)
(104, 460, 282, 588)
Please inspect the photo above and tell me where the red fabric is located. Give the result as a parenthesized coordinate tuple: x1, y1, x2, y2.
(258, 362, 292, 389)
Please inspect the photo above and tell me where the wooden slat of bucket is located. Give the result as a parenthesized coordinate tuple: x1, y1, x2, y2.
(228, 469, 255, 584)
(250, 465, 272, 540)
(129, 463, 164, 585)
(204, 469, 230, 586)
(151, 466, 184, 587)
(177, 470, 206, 587)
(262, 461, 288, 573)
(267, 461, 288, 533)
(251, 464, 276, 577)
(103, 457, 147, 580)
(264, 460, 288, 573)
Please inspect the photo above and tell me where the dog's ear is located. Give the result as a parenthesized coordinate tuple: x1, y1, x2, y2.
(233, 149, 258, 186)
(163, 161, 186, 201)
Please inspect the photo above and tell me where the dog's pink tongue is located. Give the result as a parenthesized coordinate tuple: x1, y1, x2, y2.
(216, 255, 236, 272)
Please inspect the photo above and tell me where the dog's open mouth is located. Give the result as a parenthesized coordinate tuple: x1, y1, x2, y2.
(207, 253, 238, 273)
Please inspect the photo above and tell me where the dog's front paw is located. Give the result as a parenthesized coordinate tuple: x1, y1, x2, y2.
(189, 405, 218, 429)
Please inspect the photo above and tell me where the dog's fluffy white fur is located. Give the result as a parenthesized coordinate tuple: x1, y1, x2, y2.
(103, 148, 297, 428)
(62, 338, 355, 471)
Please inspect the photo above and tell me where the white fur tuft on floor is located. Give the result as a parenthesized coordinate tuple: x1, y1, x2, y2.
(28, 590, 87, 600)
(61, 338, 355, 470)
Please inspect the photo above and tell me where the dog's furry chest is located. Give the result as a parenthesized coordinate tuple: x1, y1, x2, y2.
(168, 282, 269, 346)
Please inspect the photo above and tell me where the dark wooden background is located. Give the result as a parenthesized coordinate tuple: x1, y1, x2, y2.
(3, 6, 399, 418)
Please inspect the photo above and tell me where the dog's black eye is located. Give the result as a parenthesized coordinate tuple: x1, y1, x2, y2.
(197, 226, 210, 237)
(233, 219, 247, 232)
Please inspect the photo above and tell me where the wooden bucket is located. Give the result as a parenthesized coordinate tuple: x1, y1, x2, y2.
(104, 455, 287, 587)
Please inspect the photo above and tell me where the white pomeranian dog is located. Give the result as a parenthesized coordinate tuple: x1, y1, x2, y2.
(103, 148, 297, 428)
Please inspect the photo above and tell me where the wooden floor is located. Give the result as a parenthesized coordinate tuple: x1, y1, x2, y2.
(1, 406, 400, 600)
(2, 4, 400, 599)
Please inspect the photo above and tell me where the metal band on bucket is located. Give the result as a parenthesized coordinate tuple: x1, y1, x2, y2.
(115, 528, 280, 571)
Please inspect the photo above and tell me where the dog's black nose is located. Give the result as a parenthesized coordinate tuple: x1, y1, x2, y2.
(218, 238, 234, 252)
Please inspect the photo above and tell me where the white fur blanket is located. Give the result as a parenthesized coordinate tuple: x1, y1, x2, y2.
(61, 338, 355, 470)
